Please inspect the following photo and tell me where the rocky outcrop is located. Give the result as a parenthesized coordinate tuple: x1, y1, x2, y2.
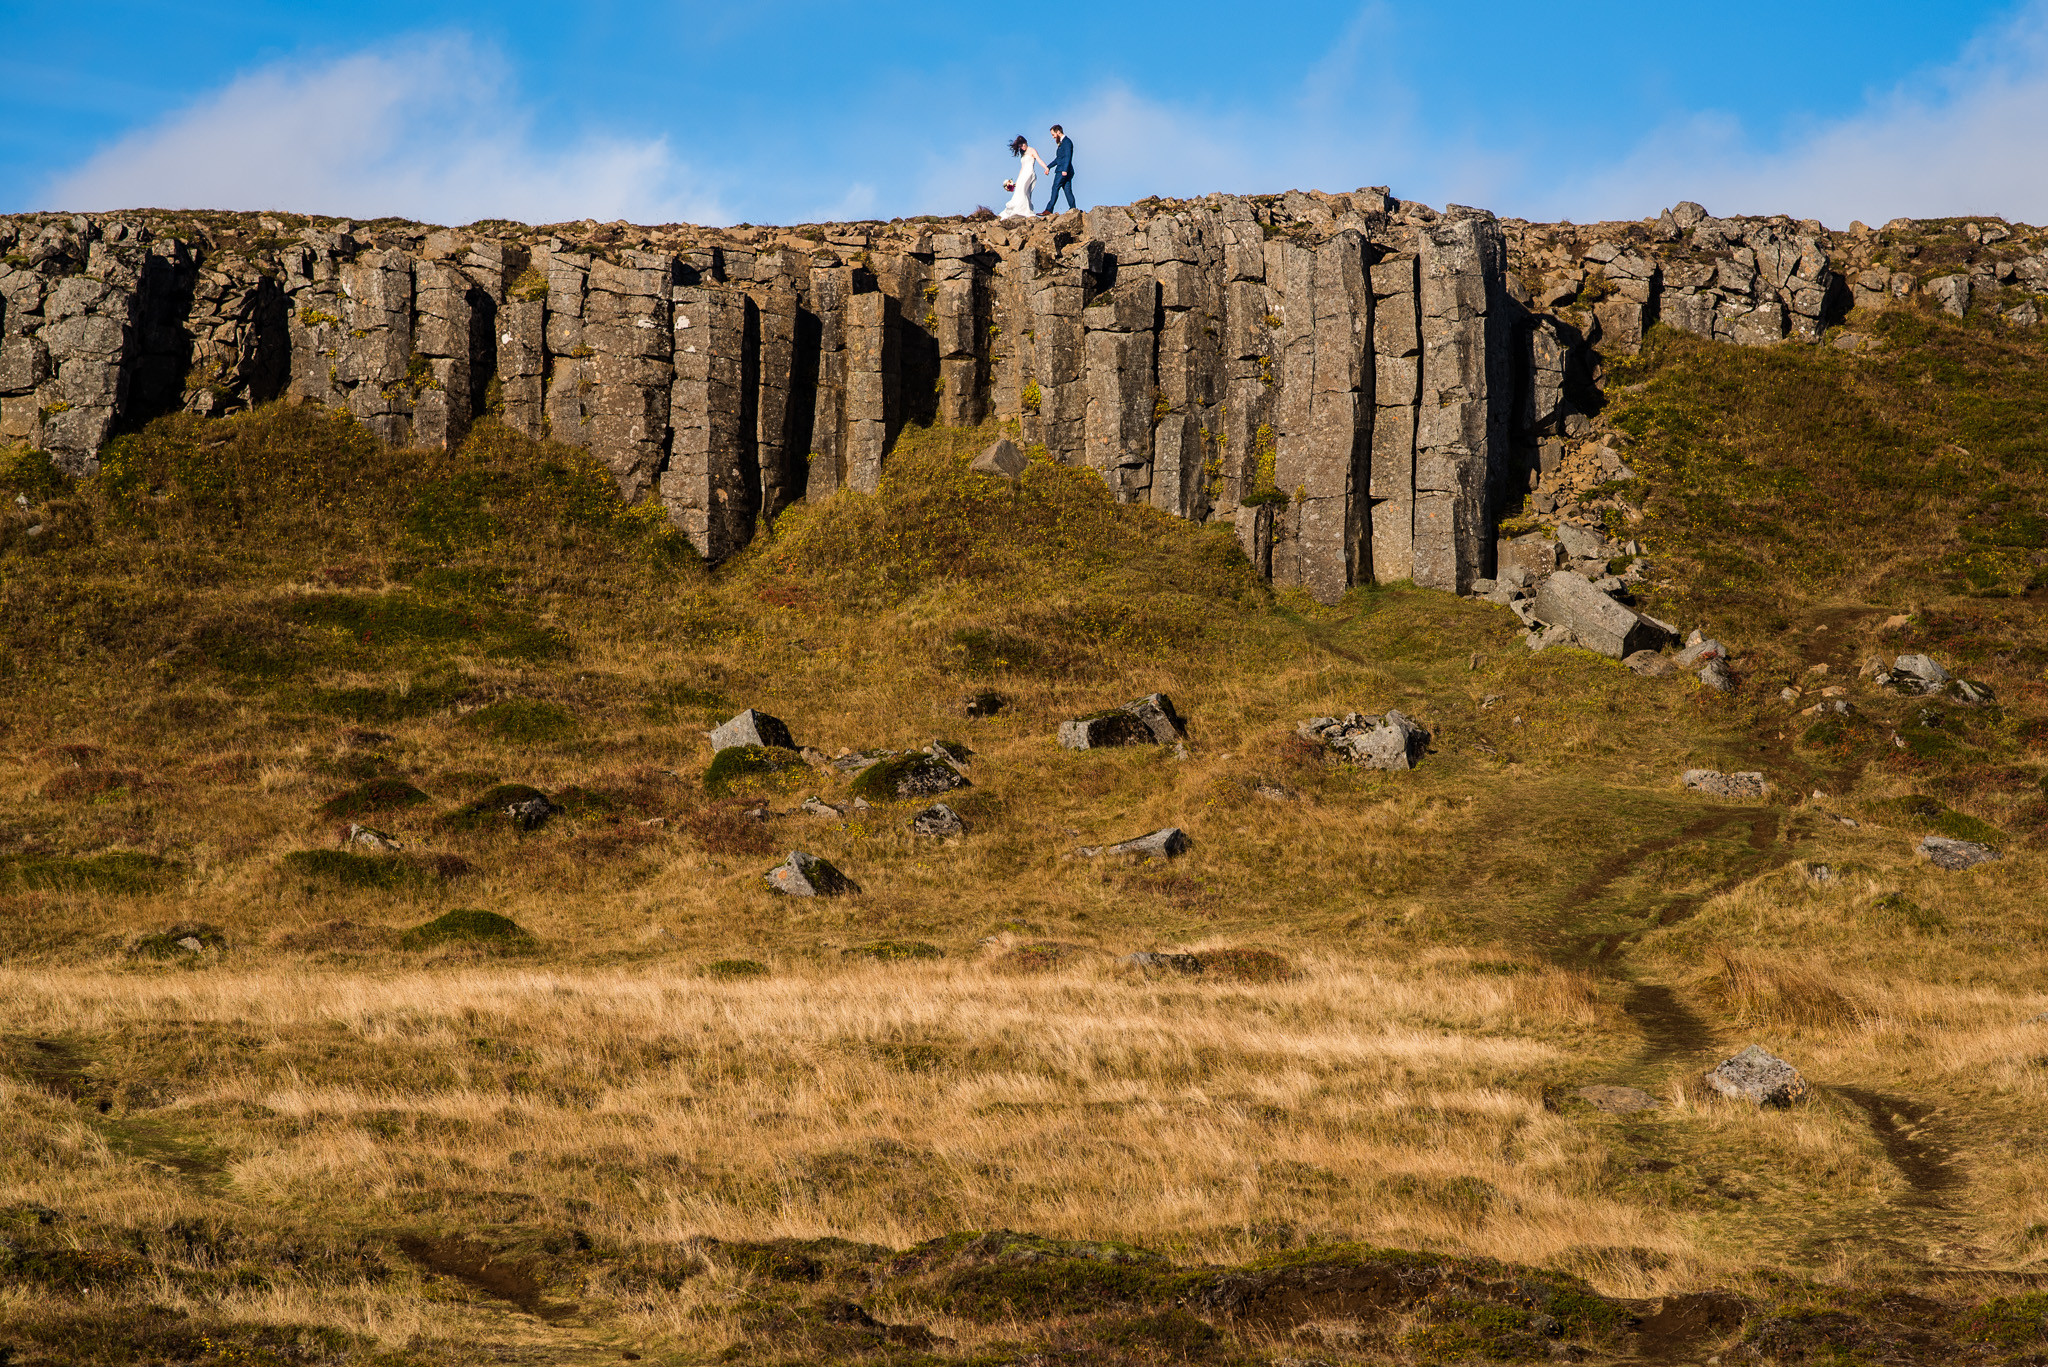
(5, 199, 2034, 598)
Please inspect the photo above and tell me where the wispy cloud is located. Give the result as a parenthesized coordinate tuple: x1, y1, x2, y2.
(1548, 0, 2048, 226)
(37, 36, 728, 227)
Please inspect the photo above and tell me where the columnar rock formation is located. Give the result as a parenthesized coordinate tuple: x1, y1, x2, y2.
(4, 197, 2043, 598)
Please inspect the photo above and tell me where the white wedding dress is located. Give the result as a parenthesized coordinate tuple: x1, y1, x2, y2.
(998, 152, 1038, 219)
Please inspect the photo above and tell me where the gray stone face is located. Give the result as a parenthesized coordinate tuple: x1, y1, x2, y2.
(767, 850, 861, 896)
(1059, 693, 1186, 750)
(1297, 709, 1430, 770)
(1891, 654, 1950, 692)
(1919, 835, 2000, 871)
(1531, 572, 1665, 658)
(1705, 1045, 1808, 1107)
(664, 286, 750, 562)
(1682, 770, 1766, 799)
(1082, 827, 1192, 859)
(972, 436, 1027, 478)
(910, 803, 965, 837)
(707, 708, 796, 752)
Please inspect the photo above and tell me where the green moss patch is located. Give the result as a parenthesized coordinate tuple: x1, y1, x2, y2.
(396, 908, 532, 951)
(1881, 795, 2004, 844)
(316, 778, 429, 820)
(1199, 947, 1294, 982)
(279, 849, 431, 891)
(463, 699, 576, 743)
(437, 783, 550, 832)
(0, 851, 179, 895)
(704, 744, 806, 795)
(705, 958, 769, 979)
(844, 940, 943, 962)
(847, 753, 966, 803)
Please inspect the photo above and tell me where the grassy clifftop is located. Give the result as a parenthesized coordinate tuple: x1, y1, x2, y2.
(4, 301, 2048, 1365)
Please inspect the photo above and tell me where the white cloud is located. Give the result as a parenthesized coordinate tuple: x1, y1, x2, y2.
(1549, 1, 2048, 227)
(36, 36, 728, 227)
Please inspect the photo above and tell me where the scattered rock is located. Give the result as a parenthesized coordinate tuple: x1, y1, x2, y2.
(963, 690, 1007, 718)
(1674, 638, 1724, 668)
(765, 850, 861, 897)
(1555, 522, 1607, 560)
(347, 823, 403, 852)
(174, 936, 205, 954)
(848, 752, 969, 802)
(1624, 650, 1676, 678)
(970, 436, 1027, 479)
(1697, 659, 1734, 692)
(1682, 769, 1766, 799)
(1704, 1045, 1808, 1107)
(708, 708, 796, 752)
(1524, 623, 1578, 651)
(910, 802, 965, 837)
(1059, 693, 1187, 750)
(800, 796, 846, 817)
(1296, 710, 1430, 770)
(1254, 782, 1300, 802)
(1531, 571, 1667, 658)
(1080, 827, 1191, 860)
(1881, 614, 1912, 631)
(1125, 951, 1204, 974)
(1889, 654, 1950, 695)
(1803, 863, 1836, 886)
(1919, 835, 2000, 871)
(1576, 1084, 1660, 1114)
(505, 794, 553, 830)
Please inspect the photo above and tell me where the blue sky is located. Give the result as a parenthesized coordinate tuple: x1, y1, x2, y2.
(5, 0, 2047, 227)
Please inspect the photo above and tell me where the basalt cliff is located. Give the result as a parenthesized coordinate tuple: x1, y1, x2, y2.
(2, 191, 2042, 597)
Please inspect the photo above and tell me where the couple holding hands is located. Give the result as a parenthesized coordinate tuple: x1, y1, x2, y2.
(998, 125, 1075, 220)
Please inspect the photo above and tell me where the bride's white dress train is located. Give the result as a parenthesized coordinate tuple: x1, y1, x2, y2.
(997, 154, 1037, 219)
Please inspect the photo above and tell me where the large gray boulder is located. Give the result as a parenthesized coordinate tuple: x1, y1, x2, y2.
(765, 850, 860, 896)
(1531, 572, 1667, 659)
(1082, 827, 1191, 859)
(1890, 654, 1949, 695)
(1919, 835, 2000, 871)
(910, 803, 965, 837)
(971, 437, 1027, 479)
(709, 708, 796, 752)
(1059, 693, 1187, 750)
(1298, 710, 1430, 770)
(1682, 769, 1766, 799)
(1705, 1045, 1808, 1107)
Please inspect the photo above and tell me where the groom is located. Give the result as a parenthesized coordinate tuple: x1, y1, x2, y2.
(1039, 125, 1075, 215)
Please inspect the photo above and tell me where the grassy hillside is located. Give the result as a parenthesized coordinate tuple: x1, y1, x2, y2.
(5, 301, 2048, 1365)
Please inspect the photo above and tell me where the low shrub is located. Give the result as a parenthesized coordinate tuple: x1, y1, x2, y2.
(464, 699, 576, 743)
(397, 908, 533, 951)
(317, 778, 429, 820)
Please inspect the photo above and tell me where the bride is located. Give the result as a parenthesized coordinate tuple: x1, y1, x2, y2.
(997, 134, 1047, 219)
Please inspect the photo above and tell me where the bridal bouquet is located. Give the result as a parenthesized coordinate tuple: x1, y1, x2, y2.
(1003, 179, 1016, 192)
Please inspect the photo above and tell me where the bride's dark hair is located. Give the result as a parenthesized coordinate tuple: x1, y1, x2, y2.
(1008, 135, 1029, 156)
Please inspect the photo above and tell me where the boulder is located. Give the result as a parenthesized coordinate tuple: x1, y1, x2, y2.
(1081, 827, 1191, 859)
(1891, 654, 1949, 694)
(1683, 769, 1766, 799)
(1058, 693, 1187, 750)
(765, 850, 861, 896)
(963, 690, 1007, 718)
(1919, 835, 2000, 871)
(1576, 1084, 1660, 1114)
(1125, 951, 1204, 974)
(848, 753, 969, 802)
(1697, 660, 1734, 692)
(1500, 532, 1562, 581)
(1297, 710, 1430, 770)
(910, 802, 965, 837)
(1675, 639, 1724, 668)
(505, 794, 553, 830)
(1531, 572, 1666, 659)
(971, 437, 1028, 479)
(1704, 1045, 1808, 1107)
(708, 708, 796, 752)
(1554, 522, 1607, 561)
(1624, 650, 1676, 678)
(800, 797, 846, 817)
(347, 823, 402, 852)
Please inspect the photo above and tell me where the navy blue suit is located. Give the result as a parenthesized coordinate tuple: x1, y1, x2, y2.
(1044, 135, 1075, 211)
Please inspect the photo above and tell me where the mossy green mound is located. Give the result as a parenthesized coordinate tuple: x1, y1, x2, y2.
(396, 908, 532, 951)
(437, 783, 550, 832)
(463, 699, 576, 743)
(316, 778, 429, 820)
(279, 849, 430, 891)
(703, 745, 805, 795)
(0, 851, 179, 895)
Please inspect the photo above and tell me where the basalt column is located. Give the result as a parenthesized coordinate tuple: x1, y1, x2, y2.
(543, 250, 591, 447)
(1151, 243, 1222, 521)
(932, 233, 990, 429)
(583, 253, 675, 501)
(1081, 268, 1159, 503)
(1413, 213, 1504, 592)
(412, 260, 474, 451)
(665, 285, 751, 561)
(336, 249, 415, 446)
(1369, 253, 1420, 581)
(844, 286, 897, 495)
(1025, 246, 1087, 465)
(805, 260, 853, 499)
